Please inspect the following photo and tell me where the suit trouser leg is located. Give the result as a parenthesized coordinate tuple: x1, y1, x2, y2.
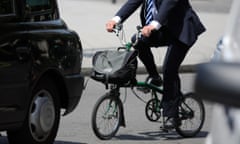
(132, 35, 160, 77)
(162, 39, 190, 117)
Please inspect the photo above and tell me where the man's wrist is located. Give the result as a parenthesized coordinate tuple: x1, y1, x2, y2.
(150, 20, 161, 30)
(111, 16, 121, 23)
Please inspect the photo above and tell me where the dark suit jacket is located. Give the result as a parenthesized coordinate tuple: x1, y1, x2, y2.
(115, 0, 206, 47)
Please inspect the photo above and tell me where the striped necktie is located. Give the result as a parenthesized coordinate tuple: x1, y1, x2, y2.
(145, 0, 154, 25)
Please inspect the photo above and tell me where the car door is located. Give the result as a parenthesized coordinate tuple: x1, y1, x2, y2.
(0, 0, 31, 124)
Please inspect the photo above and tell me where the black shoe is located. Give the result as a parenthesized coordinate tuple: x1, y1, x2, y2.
(164, 117, 181, 130)
(145, 76, 163, 86)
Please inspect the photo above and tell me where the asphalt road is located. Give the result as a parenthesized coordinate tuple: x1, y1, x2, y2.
(0, 74, 213, 144)
(54, 74, 212, 144)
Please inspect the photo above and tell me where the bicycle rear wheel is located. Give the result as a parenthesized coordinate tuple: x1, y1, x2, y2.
(91, 93, 122, 140)
(176, 92, 205, 137)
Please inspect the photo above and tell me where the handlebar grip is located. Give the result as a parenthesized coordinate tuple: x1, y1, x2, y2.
(112, 23, 123, 36)
(136, 25, 142, 31)
(114, 23, 123, 31)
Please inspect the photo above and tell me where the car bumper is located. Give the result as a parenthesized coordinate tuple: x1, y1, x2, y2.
(64, 73, 84, 115)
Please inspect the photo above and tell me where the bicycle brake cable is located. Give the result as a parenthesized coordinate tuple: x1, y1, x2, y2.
(131, 87, 148, 104)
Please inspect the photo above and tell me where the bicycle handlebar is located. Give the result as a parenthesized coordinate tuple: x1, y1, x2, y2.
(113, 24, 142, 50)
(112, 24, 123, 36)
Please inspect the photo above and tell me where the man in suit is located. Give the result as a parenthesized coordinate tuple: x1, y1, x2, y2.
(106, 0, 205, 129)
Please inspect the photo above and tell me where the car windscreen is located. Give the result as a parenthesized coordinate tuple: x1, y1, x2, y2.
(0, 0, 15, 15)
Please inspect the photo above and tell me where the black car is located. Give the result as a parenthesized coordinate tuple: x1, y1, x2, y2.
(0, 0, 84, 144)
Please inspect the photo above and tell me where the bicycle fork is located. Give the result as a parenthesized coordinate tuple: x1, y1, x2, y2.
(109, 87, 126, 127)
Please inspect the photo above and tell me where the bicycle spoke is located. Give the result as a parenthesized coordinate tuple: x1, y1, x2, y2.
(92, 94, 122, 140)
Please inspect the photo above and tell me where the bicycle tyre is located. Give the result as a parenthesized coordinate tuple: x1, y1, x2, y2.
(176, 92, 205, 137)
(145, 98, 161, 122)
(91, 93, 122, 140)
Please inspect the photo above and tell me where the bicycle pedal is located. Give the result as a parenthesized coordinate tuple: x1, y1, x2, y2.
(136, 87, 150, 93)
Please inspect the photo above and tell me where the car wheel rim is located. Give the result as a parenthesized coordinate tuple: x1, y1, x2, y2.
(29, 89, 55, 142)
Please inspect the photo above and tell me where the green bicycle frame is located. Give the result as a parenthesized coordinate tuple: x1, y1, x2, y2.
(136, 81, 164, 94)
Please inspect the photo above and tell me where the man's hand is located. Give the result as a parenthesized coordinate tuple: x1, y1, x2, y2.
(106, 20, 117, 32)
(142, 25, 156, 37)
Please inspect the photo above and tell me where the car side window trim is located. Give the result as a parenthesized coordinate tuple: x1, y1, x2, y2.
(25, 0, 53, 13)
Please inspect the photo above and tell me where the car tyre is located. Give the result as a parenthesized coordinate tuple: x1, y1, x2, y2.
(7, 78, 60, 144)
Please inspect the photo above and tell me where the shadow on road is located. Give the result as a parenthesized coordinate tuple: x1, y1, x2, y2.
(55, 141, 87, 144)
(115, 130, 208, 141)
(0, 136, 87, 144)
(0, 130, 208, 143)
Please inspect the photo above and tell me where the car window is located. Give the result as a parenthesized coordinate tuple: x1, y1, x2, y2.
(228, 3, 240, 54)
(220, 1, 240, 62)
(231, 10, 240, 51)
(26, 0, 51, 12)
(0, 0, 15, 16)
(25, 0, 58, 22)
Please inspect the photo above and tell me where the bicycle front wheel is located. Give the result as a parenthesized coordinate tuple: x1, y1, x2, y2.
(145, 98, 161, 122)
(91, 93, 122, 140)
(176, 92, 205, 137)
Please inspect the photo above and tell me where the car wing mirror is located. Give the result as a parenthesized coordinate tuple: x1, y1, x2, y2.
(195, 62, 240, 108)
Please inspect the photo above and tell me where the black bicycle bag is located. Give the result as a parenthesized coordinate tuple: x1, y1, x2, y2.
(91, 48, 138, 86)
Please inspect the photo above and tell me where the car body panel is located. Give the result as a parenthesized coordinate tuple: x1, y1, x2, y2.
(0, 0, 84, 130)
(195, 0, 240, 144)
